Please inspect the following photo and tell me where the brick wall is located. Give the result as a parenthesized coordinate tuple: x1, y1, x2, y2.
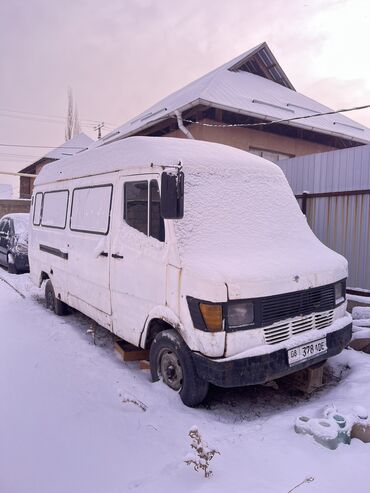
(0, 199, 31, 218)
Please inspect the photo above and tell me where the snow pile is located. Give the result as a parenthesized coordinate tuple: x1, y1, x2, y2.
(295, 404, 370, 450)
(352, 307, 370, 341)
(347, 292, 370, 305)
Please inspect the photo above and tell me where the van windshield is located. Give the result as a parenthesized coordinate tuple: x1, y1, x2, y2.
(174, 166, 329, 282)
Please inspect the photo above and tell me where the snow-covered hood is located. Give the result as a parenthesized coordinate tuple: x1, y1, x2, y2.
(185, 242, 347, 300)
(175, 164, 347, 299)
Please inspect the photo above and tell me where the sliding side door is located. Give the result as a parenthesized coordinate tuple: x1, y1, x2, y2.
(67, 175, 116, 321)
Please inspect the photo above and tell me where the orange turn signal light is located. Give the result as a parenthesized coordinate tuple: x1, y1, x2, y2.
(199, 303, 223, 332)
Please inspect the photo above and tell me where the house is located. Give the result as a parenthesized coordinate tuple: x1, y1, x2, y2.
(99, 42, 370, 159)
(19, 132, 93, 198)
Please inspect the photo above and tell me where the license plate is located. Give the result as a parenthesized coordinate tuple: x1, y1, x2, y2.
(288, 337, 327, 366)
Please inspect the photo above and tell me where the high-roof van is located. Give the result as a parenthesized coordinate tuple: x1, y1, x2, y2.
(29, 137, 352, 406)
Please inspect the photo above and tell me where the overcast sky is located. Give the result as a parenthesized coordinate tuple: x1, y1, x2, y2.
(1, 0, 369, 193)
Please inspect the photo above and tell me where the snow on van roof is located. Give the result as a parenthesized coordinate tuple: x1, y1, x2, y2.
(35, 136, 278, 185)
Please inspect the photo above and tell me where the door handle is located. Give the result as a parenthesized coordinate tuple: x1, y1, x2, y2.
(112, 253, 124, 259)
(99, 251, 108, 257)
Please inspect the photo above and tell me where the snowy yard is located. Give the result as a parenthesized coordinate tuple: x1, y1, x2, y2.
(1, 270, 370, 493)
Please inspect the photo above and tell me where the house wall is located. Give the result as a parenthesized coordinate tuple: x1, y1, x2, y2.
(0, 199, 31, 218)
(19, 159, 54, 199)
(166, 119, 335, 157)
(20, 177, 33, 199)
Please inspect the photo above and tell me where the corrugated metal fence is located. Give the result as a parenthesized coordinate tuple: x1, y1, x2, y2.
(278, 145, 370, 291)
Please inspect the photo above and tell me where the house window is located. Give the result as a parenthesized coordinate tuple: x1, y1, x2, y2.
(249, 147, 294, 162)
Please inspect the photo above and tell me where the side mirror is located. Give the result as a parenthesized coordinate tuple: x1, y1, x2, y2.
(161, 171, 184, 219)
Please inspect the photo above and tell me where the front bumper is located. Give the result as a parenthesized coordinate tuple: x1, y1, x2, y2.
(192, 323, 352, 388)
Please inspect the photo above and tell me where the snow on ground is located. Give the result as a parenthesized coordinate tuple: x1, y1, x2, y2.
(1, 269, 370, 493)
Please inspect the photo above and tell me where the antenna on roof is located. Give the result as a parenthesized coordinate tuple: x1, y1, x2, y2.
(94, 122, 104, 139)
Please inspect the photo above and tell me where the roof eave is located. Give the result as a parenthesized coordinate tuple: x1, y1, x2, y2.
(103, 100, 204, 145)
(106, 99, 369, 146)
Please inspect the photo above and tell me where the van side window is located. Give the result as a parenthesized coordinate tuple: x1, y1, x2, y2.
(41, 190, 69, 229)
(150, 180, 165, 242)
(33, 193, 43, 226)
(124, 181, 148, 235)
(70, 185, 113, 235)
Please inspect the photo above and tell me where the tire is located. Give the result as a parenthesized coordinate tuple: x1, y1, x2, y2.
(45, 279, 68, 316)
(149, 329, 209, 407)
(7, 254, 17, 274)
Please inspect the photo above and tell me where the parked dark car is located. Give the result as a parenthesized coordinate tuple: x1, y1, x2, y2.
(0, 213, 29, 273)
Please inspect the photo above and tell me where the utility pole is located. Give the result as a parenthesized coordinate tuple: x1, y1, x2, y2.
(94, 122, 104, 139)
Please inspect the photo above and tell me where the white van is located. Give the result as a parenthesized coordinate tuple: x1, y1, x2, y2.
(29, 136, 352, 406)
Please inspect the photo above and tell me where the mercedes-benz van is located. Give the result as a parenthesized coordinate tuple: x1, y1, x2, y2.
(29, 137, 352, 406)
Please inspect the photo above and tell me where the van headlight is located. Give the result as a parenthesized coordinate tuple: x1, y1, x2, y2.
(334, 281, 345, 305)
(227, 301, 254, 329)
(199, 303, 223, 332)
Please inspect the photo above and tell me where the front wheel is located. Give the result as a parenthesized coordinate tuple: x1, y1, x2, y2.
(45, 279, 68, 316)
(149, 329, 209, 407)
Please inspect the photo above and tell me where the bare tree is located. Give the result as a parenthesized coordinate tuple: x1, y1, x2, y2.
(65, 87, 81, 141)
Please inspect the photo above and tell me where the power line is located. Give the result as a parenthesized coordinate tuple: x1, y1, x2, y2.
(0, 108, 99, 124)
(0, 152, 41, 158)
(0, 112, 99, 129)
(0, 108, 118, 127)
(0, 143, 88, 150)
(176, 103, 370, 128)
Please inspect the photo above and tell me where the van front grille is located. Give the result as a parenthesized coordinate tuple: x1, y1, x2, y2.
(263, 310, 334, 345)
(260, 284, 335, 327)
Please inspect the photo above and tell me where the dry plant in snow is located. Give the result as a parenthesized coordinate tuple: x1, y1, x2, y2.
(117, 390, 148, 412)
(121, 397, 147, 412)
(288, 477, 314, 493)
(184, 426, 220, 478)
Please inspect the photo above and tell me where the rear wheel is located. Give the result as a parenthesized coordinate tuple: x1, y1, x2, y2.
(45, 279, 68, 316)
(149, 329, 209, 407)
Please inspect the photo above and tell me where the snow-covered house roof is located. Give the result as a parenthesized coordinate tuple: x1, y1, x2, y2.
(19, 132, 94, 174)
(100, 42, 370, 146)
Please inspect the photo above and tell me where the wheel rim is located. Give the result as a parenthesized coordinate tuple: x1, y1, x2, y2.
(159, 349, 183, 391)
